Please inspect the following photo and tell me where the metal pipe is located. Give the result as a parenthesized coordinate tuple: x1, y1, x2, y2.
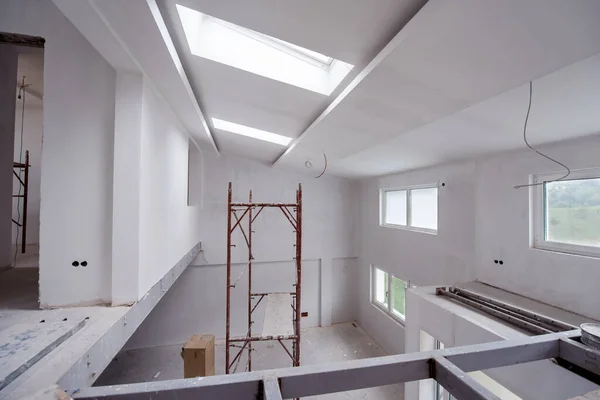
(231, 202, 297, 207)
(451, 287, 575, 331)
(230, 335, 298, 342)
(230, 207, 251, 233)
(295, 184, 302, 367)
(278, 206, 297, 231)
(437, 288, 551, 335)
(226, 182, 232, 374)
(21, 151, 29, 254)
(248, 190, 253, 372)
(278, 339, 295, 363)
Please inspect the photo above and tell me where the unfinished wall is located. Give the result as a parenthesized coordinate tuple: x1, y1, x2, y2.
(12, 105, 43, 246)
(357, 161, 477, 353)
(0, 46, 18, 269)
(475, 135, 600, 320)
(124, 155, 359, 349)
(137, 80, 204, 297)
(0, 0, 116, 306)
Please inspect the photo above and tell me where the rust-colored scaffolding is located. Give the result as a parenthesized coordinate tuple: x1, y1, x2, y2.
(225, 182, 302, 374)
(12, 150, 30, 254)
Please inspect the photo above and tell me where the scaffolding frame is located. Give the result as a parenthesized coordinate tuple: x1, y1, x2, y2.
(12, 150, 30, 254)
(225, 182, 302, 374)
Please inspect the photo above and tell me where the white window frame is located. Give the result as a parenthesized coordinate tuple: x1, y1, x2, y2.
(379, 183, 439, 234)
(370, 265, 413, 325)
(531, 168, 600, 258)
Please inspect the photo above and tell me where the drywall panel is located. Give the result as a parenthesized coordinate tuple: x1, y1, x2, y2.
(475, 135, 600, 320)
(331, 257, 358, 324)
(0, 0, 116, 306)
(124, 260, 321, 350)
(0, 47, 18, 269)
(356, 160, 477, 355)
(137, 81, 204, 297)
(12, 106, 42, 246)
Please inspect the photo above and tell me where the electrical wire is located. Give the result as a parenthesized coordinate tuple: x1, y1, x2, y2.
(314, 152, 327, 178)
(513, 81, 571, 189)
(14, 77, 26, 266)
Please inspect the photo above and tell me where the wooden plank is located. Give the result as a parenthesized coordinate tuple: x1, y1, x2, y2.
(0, 319, 86, 390)
(262, 294, 293, 338)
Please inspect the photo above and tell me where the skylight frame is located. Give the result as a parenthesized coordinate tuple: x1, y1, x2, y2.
(210, 16, 334, 70)
(176, 4, 354, 95)
(211, 118, 292, 146)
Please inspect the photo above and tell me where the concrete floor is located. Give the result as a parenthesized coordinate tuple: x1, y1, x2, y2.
(0, 267, 39, 310)
(96, 322, 404, 399)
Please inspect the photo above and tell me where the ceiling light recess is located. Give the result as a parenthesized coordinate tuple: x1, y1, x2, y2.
(176, 4, 353, 95)
(212, 118, 292, 146)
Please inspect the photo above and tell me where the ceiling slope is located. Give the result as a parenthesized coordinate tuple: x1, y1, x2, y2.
(277, 0, 600, 176)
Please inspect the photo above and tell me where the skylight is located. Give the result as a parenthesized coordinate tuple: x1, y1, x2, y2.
(212, 118, 292, 146)
(176, 4, 353, 95)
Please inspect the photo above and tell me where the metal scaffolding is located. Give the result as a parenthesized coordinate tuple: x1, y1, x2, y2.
(225, 182, 302, 374)
(12, 150, 30, 254)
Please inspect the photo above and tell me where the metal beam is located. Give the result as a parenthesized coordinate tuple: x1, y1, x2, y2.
(560, 338, 600, 377)
(72, 330, 582, 399)
(262, 377, 283, 400)
(433, 357, 501, 400)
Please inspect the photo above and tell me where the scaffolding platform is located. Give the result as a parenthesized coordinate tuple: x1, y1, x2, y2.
(225, 182, 302, 374)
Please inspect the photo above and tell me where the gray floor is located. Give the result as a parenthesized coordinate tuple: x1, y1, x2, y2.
(96, 322, 404, 399)
(0, 267, 39, 310)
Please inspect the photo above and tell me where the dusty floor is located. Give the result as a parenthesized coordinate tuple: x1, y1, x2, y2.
(0, 267, 39, 310)
(96, 322, 404, 399)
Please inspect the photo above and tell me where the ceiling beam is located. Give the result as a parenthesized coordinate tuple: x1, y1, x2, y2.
(146, 0, 218, 155)
(272, 0, 433, 166)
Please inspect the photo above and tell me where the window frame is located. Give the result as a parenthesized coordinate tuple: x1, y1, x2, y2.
(380, 183, 439, 234)
(531, 168, 600, 258)
(370, 265, 413, 325)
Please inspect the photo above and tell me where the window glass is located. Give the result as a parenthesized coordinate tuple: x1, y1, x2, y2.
(391, 276, 407, 318)
(374, 268, 388, 306)
(384, 190, 407, 226)
(544, 178, 600, 247)
(410, 187, 438, 230)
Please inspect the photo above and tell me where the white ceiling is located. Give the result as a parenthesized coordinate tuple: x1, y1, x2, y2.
(56, 0, 600, 178)
(158, 0, 427, 163)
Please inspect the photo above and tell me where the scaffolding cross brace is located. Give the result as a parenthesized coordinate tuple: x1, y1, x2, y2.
(225, 182, 303, 374)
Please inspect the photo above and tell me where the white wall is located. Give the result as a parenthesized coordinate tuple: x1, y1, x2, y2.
(358, 134, 600, 355)
(0, 46, 18, 269)
(357, 161, 477, 354)
(475, 135, 600, 320)
(12, 105, 43, 246)
(124, 153, 359, 349)
(0, 0, 117, 306)
(137, 80, 204, 297)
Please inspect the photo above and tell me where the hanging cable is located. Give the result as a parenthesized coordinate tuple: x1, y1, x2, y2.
(514, 81, 571, 189)
(314, 151, 327, 178)
(14, 77, 26, 266)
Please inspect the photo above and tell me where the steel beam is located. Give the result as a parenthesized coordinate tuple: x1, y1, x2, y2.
(433, 357, 501, 400)
(560, 338, 600, 377)
(262, 377, 283, 400)
(72, 331, 581, 399)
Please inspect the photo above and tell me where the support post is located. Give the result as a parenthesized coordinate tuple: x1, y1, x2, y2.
(295, 184, 302, 367)
(21, 150, 29, 253)
(226, 182, 232, 374)
(248, 190, 253, 371)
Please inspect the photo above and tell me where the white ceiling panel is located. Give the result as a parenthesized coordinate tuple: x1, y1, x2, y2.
(327, 53, 600, 177)
(280, 0, 600, 176)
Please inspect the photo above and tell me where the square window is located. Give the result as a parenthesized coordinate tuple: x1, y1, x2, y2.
(380, 185, 438, 233)
(532, 169, 600, 257)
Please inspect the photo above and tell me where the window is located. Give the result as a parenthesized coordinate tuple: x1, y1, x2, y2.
(211, 118, 292, 146)
(176, 5, 353, 95)
(380, 185, 438, 233)
(370, 265, 413, 323)
(532, 168, 600, 257)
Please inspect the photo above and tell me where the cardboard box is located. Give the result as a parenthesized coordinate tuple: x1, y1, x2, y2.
(181, 334, 215, 378)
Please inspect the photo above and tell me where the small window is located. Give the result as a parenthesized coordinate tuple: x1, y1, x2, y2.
(532, 169, 600, 257)
(380, 185, 438, 233)
(370, 265, 413, 323)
